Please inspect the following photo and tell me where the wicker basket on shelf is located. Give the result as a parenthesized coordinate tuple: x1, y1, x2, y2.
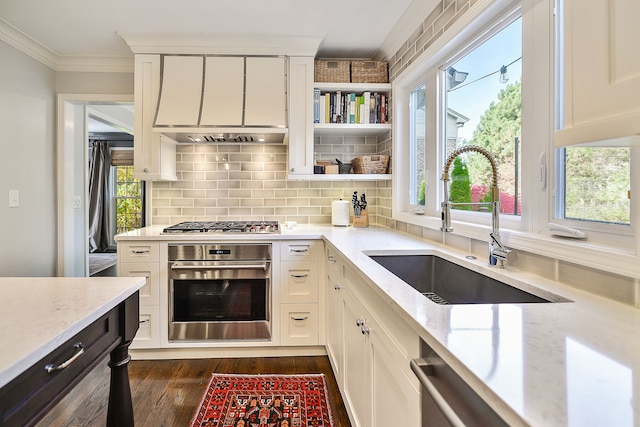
(315, 60, 351, 82)
(351, 155, 390, 174)
(351, 61, 388, 83)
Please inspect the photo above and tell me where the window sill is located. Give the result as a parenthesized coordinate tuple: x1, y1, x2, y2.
(394, 211, 640, 280)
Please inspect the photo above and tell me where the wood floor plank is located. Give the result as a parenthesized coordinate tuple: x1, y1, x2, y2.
(37, 356, 351, 427)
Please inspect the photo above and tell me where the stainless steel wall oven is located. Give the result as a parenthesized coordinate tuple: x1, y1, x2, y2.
(168, 244, 271, 341)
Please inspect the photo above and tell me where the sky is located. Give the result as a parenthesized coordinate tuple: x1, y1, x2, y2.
(447, 18, 522, 141)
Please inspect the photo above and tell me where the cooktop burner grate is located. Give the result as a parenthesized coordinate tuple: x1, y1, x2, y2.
(162, 221, 279, 234)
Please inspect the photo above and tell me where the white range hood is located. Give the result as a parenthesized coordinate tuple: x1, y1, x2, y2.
(153, 55, 288, 143)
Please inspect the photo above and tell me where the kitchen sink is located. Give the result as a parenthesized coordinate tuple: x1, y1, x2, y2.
(368, 254, 563, 305)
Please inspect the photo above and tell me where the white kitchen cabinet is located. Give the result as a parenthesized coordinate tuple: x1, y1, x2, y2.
(117, 240, 161, 349)
(325, 246, 344, 387)
(326, 248, 420, 427)
(288, 56, 315, 175)
(133, 54, 177, 181)
(280, 240, 323, 346)
(555, 0, 640, 146)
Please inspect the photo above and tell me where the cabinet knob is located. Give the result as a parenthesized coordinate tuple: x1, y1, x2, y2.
(355, 318, 365, 327)
(360, 325, 370, 335)
(143, 167, 149, 173)
(327, 255, 336, 263)
(334, 283, 341, 290)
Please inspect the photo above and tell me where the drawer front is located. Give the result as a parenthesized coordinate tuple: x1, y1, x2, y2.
(280, 303, 319, 346)
(130, 305, 160, 349)
(281, 240, 322, 261)
(0, 307, 121, 427)
(281, 260, 319, 303)
(119, 262, 160, 306)
(119, 242, 160, 263)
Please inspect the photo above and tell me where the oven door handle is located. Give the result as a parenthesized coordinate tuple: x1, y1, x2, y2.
(170, 263, 269, 271)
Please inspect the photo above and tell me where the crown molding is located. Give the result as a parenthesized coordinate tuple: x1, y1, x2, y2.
(118, 33, 324, 56)
(378, 0, 440, 61)
(0, 18, 134, 73)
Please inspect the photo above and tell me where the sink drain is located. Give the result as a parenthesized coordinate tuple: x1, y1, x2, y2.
(423, 292, 450, 305)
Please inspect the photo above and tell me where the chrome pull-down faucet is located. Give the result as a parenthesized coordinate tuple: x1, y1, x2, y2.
(440, 145, 515, 267)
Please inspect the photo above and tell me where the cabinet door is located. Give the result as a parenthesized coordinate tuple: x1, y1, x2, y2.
(245, 57, 287, 127)
(557, 0, 640, 146)
(133, 54, 177, 181)
(326, 268, 344, 388)
(342, 289, 370, 427)
(201, 56, 245, 126)
(288, 56, 315, 175)
(369, 317, 421, 427)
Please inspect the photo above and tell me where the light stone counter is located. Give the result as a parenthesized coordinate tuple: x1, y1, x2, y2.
(116, 224, 640, 426)
(0, 276, 145, 388)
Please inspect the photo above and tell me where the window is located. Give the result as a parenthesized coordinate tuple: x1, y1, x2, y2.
(554, 3, 633, 231)
(558, 148, 630, 225)
(410, 84, 426, 206)
(443, 18, 522, 216)
(114, 165, 144, 234)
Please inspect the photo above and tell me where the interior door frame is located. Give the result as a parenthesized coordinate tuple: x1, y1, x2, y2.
(56, 93, 134, 277)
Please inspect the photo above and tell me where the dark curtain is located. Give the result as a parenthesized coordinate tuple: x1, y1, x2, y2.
(88, 140, 111, 253)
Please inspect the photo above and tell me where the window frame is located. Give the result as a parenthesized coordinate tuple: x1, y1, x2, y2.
(391, 0, 639, 274)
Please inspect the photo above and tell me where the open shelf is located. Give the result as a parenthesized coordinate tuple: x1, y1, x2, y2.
(287, 173, 391, 181)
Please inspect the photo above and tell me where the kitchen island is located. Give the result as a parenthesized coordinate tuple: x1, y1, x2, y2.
(116, 224, 640, 426)
(0, 276, 144, 427)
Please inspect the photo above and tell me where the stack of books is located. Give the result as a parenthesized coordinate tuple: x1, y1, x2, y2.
(314, 90, 388, 125)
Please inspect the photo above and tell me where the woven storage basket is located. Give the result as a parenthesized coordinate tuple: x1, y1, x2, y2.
(351, 155, 390, 174)
(351, 61, 388, 83)
(315, 60, 351, 82)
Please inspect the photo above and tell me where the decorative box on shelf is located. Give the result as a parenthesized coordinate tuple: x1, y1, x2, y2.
(352, 155, 390, 174)
(351, 61, 388, 83)
(315, 60, 350, 83)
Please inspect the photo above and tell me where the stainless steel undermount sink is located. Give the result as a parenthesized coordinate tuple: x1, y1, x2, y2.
(368, 254, 566, 305)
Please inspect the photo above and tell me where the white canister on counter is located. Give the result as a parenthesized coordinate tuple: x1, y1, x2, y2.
(331, 200, 350, 226)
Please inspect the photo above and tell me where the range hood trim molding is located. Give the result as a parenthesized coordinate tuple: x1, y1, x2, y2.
(119, 33, 324, 56)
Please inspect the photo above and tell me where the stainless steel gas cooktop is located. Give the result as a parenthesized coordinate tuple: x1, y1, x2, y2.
(162, 221, 279, 234)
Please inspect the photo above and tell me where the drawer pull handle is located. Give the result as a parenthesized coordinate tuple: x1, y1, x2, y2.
(291, 316, 309, 321)
(45, 342, 85, 373)
(139, 318, 150, 325)
(290, 248, 309, 253)
(131, 249, 150, 255)
(327, 255, 336, 262)
(290, 273, 309, 279)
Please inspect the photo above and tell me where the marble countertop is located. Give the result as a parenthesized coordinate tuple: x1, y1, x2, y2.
(116, 224, 640, 426)
(0, 277, 145, 389)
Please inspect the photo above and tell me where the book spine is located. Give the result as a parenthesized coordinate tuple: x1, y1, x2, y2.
(363, 92, 370, 124)
(313, 89, 321, 124)
(319, 94, 326, 124)
(349, 93, 356, 124)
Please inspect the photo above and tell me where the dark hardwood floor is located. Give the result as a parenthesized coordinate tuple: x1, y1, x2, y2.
(38, 356, 351, 427)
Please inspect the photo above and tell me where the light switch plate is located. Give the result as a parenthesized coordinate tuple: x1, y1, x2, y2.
(9, 190, 19, 208)
(73, 196, 81, 209)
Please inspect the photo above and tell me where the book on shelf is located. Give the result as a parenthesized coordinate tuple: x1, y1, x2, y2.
(313, 89, 321, 123)
(317, 89, 389, 125)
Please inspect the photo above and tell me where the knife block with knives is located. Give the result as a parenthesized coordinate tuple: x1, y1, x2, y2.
(352, 191, 369, 228)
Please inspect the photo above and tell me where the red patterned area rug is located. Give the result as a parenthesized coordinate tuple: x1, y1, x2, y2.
(190, 373, 335, 427)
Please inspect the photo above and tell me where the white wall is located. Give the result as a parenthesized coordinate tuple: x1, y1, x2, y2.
(0, 40, 57, 276)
